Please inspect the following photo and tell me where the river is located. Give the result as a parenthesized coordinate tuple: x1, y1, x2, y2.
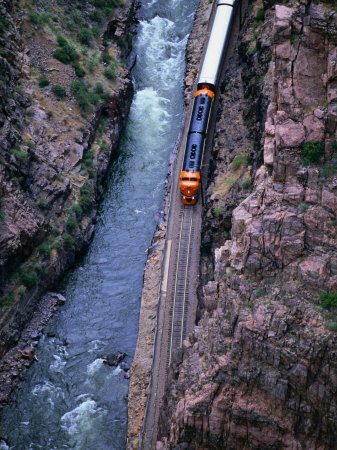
(0, 0, 198, 448)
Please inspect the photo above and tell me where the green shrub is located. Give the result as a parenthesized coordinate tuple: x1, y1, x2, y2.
(87, 91, 100, 105)
(0, 292, 15, 308)
(301, 141, 325, 164)
(100, 92, 111, 101)
(66, 215, 78, 231)
(53, 36, 79, 64)
(247, 46, 257, 56)
(39, 243, 51, 258)
(72, 61, 86, 77)
(101, 47, 113, 64)
(62, 232, 75, 248)
(103, 65, 116, 80)
(102, 7, 114, 17)
(213, 206, 226, 217)
(325, 321, 337, 332)
(27, 11, 40, 24)
(78, 28, 92, 46)
(52, 85, 66, 99)
(0, 208, 6, 224)
(71, 203, 83, 217)
(298, 202, 309, 212)
(83, 149, 94, 169)
(116, 36, 126, 48)
(256, 7, 264, 22)
(22, 270, 38, 288)
(79, 180, 94, 211)
(95, 82, 104, 95)
(38, 75, 50, 87)
(55, 173, 64, 182)
(70, 10, 85, 25)
(71, 80, 90, 111)
(231, 155, 248, 170)
(242, 177, 252, 189)
(320, 291, 337, 309)
(89, 10, 102, 23)
(51, 226, 60, 236)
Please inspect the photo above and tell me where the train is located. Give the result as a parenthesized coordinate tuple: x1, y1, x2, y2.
(180, 0, 237, 205)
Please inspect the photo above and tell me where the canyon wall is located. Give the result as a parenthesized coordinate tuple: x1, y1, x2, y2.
(157, 0, 337, 448)
(0, 0, 136, 400)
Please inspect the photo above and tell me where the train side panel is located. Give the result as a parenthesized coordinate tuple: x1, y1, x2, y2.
(189, 91, 213, 135)
(198, 1, 236, 87)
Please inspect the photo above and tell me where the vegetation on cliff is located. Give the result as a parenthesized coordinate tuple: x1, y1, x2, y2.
(0, 0, 135, 352)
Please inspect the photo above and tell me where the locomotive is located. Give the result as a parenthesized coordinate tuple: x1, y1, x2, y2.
(180, 0, 237, 204)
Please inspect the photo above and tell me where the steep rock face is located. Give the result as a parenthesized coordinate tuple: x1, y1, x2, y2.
(0, 0, 136, 353)
(157, 1, 337, 448)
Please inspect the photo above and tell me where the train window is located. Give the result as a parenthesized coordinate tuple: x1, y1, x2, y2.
(182, 177, 189, 181)
(197, 106, 204, 120)
(190, 154, 195, 159)
(192, 144, 197, 150)
(191, 178, 197, 181)
(189, 161, 194, 168)
(200, 97, 205, 104)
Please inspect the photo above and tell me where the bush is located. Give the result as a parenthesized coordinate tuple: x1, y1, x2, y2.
(66, 215, 78, 231)
(101, 47, 113, 64)
(95, 82, 104, 95)
(256, 7, 265, 22)
(301, 141, 325, 164)
(0, 208, 6, 224)
(71, 203, 83, 217)
(72, 62, 86, 77)
(52, 85, 66, 99)
(213, 206, 226, 217)
(53, 36, 79, 64)
(0, 292, 15, 308)
(103, 65, 116, 80)
(116, 36, 126, 48)
(231, 155, 248, 170)
(22, 270, 38, 288)
(27, 11, 40, 24)
(71, 80, 90, 111)
(39, 243, 51, 258)
(78, 28, 92, 46)
(62, 232, 75, 248)
(87, 91, 100, 105)
(100, 92, 111, 101)
(242, 177, 252, 189)
(38, 75, 50, 87)
(79, 180, 94, 211)
(89, 10, 102, 23)
(321, 291, 337, 309)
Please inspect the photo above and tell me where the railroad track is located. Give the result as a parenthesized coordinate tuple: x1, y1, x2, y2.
(168, 204, 195, 366)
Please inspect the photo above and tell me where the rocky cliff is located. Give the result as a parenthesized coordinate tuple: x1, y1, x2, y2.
(157, 0, 337, 448)
(0, 0, 136, 399)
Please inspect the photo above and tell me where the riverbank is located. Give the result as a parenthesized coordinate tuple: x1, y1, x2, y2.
(0, 0, 137, 407)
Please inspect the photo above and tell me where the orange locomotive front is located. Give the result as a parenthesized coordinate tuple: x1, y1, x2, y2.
(180, 88, 214, 205)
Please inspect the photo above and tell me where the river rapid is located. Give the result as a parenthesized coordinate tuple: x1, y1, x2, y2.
(0, 0, 198, 448)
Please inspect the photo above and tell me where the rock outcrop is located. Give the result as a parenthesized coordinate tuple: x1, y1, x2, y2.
(157, 0, 337, 448)
(0, 0, 136, 369)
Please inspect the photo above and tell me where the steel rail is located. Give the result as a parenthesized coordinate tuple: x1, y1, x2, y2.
(168, 205, 194, 365)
